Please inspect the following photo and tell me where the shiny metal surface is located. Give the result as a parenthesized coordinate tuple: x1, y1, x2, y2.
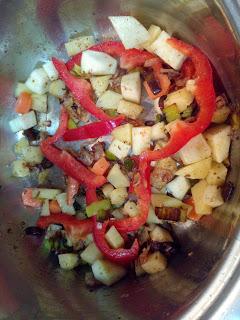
(0, 0, 240, 319)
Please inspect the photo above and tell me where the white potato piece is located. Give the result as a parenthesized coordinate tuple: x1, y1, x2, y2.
(142, 25, 161, 50)
(9, 111, 37, 133)
(36, 188, 62, 200)
(105, 226, 124, 249)
(151, 122, 167, 141)
(117, 99, 143, 119)
(12, 160, 30, 177)
(150, 226, 173, 242)
(204, 125, 231, 163)
(179, 134, 211, 165)
(41, 200, 50, 217)
(110, 188, 128, 207)
(102, 184, 115, 198)
(132, 126, 152, 155)
(32, 94, 48, 113)
(97, 90, 122, 110)
(206, 162, 227, 186)
(58, 253, 79, 270)
(65, 35, 95, 56)
(81, 50, 117, 75)
(90, 75, 111, 97)
(108, 139, 131, 160)
(109, 16, 149, 49)
(175, 157, 212, 179)
(191, 180, 212, 215)
(49, 80, 66, 98)
(107, 164, 130, 188)
(26, 68, 50, 94)
(43, 61, 59, 81)
(150, 31, 186, 70)
(121, 72, 141, 103)
(80, 242, 103, 265)
(147, 205, 161, 224)
(56, 192, 75, 215)
(141, 252, 167, 274)
(166, 176, 191, 200)
(123, 201, 139, 217)
(15, 83, 32, 97)
(203, 185, 224, 208)
(92, 259, 126, 286)
(14, 137, 29, 154)
(22, 146, 44, 164)
(112, 123, 133, 145)
(164, 87, 194, 112)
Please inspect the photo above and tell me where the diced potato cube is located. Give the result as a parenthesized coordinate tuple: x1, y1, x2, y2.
(97, 90, 122, 110)
(150, 226, 173, 242)
(141, 252, 167, 274)
(42, 61, 59, 81)
(206, 162, 227, 186)
(147, 205, 161, 224)
(110, 188, 128, 207)
(90, 75, 111, 97)
(92, 259, 126, 286)
(107, 164, 130, 188)
(14, 137, 29, 154)
(142, 25, 161, 50)
(164, 87, 194, 112)
(108, 139, 131, 160)
(32, 94, 48, 113)
(203, 185, 224, 208)
(49, 80, 66, 98)
(22, 146, 44, 164)
(166, 176, 190, 200)
(81, 50, 117, 75)
(117, 100, 143, 119)
(179, 134, 211, 165)
(80, 242, 103, 264)
(111, 209, 124, 220)
(212, 106, 231, 124)
(12, 160, 30, 177)
(151, 122, 167, 141)
(191, 180, 212, 215)
(25, 68, 50, 94)
(204, 125, 231, 163)
(41, 199, 50, 217)
(9, 111, 37, 133)
(123, 201, 139, 217)
(58, 253, 79, 270)
(175, 157, 212, 179)
(56, 192, 75, 215)
(112, 123, 133, 144)
(105, 226, 124, 249)
(132, 126, 152, 155)
(15, 82, 32, 97)
(135, 259, 146, 277)
(121, 71, 141, 103)
(102, 184, 115, 198)
(65, 36, 95, 56)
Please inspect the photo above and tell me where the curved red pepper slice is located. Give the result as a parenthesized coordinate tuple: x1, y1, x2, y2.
(120, 48, 155, 70)
(37, 213, 93, 241)
(53, 58, 111, 121)
(63, 115, 125, 141)
(66, 41, 126, 70)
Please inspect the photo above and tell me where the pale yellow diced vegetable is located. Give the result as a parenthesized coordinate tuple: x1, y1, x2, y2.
(191, 180, 212, 215)
(92, 259, 126, 286)
(206, 162, 227, 186)
(22, 146, 44, 165)
(141, 251, 167, 274)
(203, 185, 224, 208)
(150, 226, 173, 242)
(151, 193, 183, 208)
(142, 25, 161, 50)
(15, 82, 32, 97)
(58, 253, 79, 270)
(132, 126, 152, 155)
(105, 226, 124, 249)
(175, 157, 212, 179)
(110, 188, 128, 207)
(135, 259, 146, 277)
(108, 139, 131, 160)
(97, 90, 122, 110)
(14, 137, 29, 154)
(112, 123, 133, 145)
(121, 71, 141, 104)
(123, 201, 139, 217)
(107, 164, 130, 188)
(80, 242, 103, 265)
(164, 87, 194, 112)
(65, 36, 95, 56)
(12, 160, 30, 177)
(111, 209, 124, 220)
(212, 95, 231, 124)
(166, 176, 191, 200)
(90, 75, 111, 97)
(41, 199, 50, 217)
(147, 205, 161, 224)
(49, 80, 66, 98)
(102, 184, 115, 198)
(32, 94, 48, 113)
(117, 99, 143, 119)
(151, 122, 167, 141)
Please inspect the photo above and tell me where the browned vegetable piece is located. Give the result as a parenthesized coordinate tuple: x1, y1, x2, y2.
(150, 157, 177, 190)
(155, 207, 181, 221)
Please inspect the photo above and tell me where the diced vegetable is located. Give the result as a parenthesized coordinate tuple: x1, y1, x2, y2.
(9, 111, 37, 133)
(112, 123, 133, 145)
(117, 99, 143, 119)
(15, 92, 32, 114)
(22, 188, 42, 208)
(49, 199, 62, 213)
(67, 119, 77, 129)
(102, 184, 115, 198)
(147, 205, 161, 224)
(91, 157, 110, 176)
(151, 122, 167, 141)
(14, 83, 32, 97)
(32, 94, 48, 113)
(36, 188, 62, 200)
(56, 193, 76, 215)
(105, 150, 117, 161)
(41, 199, 50, 216)
(92, 259, 126, 286)
(142, 25, 161, 50)
(151, 193, 183, 208)
(43, 61, 59, 81)
(212, 96, 231, 124)
(123, 158, 134, 171)
(105, 226, 124, 249)
(141, 251, 167, 274)
(206, 162, 227, 186)
(179, 134, 211, 165)
(166, 176, 191, 200)
(25, 68, 50, 94)
(150, 30, 186, 70)
(132, 126, 152, 155)
(14, 137, 29, 154)
(150, 226, 173, 242)
(80, 242, 103, 264)
(135, 259, 146, 277)
(204, 125, 231, 163)
(58, 253, 79, 270)
(12, 160, 30, 177)
(123, 201, 139, 217)
(154, 97, 163, 115)
(108, 139, 131, 160)
(191, 180, 212, 215)
(164, 88, 194, 112)
(22, 146, 44, 164)
(109, 16, 149, 49)
(90, 75, 111, 97)
(65, 35, 95, 56)
(107, 164, 130, 188)
(175, 157, 212, 179)
(111, 209, 124, 220)
(49, 80, 66, 98)
(163, 104, 180, 123)
(110, 187, 128, 207)
(121, 71, 141, 104)
(203, 185, 224, 208)
(97, 90, 122, 110)
(81, 50, 117, 75)
(86, 199, 111, 218)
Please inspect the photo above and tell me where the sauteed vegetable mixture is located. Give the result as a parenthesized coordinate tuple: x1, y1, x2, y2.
(10, 16, 233, 287)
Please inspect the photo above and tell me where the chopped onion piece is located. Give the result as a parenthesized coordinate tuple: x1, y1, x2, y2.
(25, 68, 50, 94)
(81, 50, 117, 75)
(9, 111, 37, 133)
(43, 61, 59, 81)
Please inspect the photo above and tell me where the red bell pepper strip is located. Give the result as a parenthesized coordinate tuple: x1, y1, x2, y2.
(93, 219, 139, 265)
(37, 213, 93, 241)
(140, 38, 216, 163)
(181, 59, 195, 79)
(86, 187, 98, 205)
(52, 58, 111, 121)
(63, 115, 125, 141)
(67, 176, 80, 206)
(66, 41, 126, 70)
(120, 48, 155, 70)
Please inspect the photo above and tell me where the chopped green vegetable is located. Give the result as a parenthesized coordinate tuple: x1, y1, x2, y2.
(71, 64, 90, 79)
(105, 150, 117, 161)
(86, 199, 111, 217)
(67, 118, 77, 129)
(181, 106, 193, 119)
(124, 157, 134, 171)
(41, 238, 53, 254)
(105, 109, 118, 117)
(163, 104, 180, 123)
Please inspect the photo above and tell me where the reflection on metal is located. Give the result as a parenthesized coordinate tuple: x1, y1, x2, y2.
(0, 0, 239, 319)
